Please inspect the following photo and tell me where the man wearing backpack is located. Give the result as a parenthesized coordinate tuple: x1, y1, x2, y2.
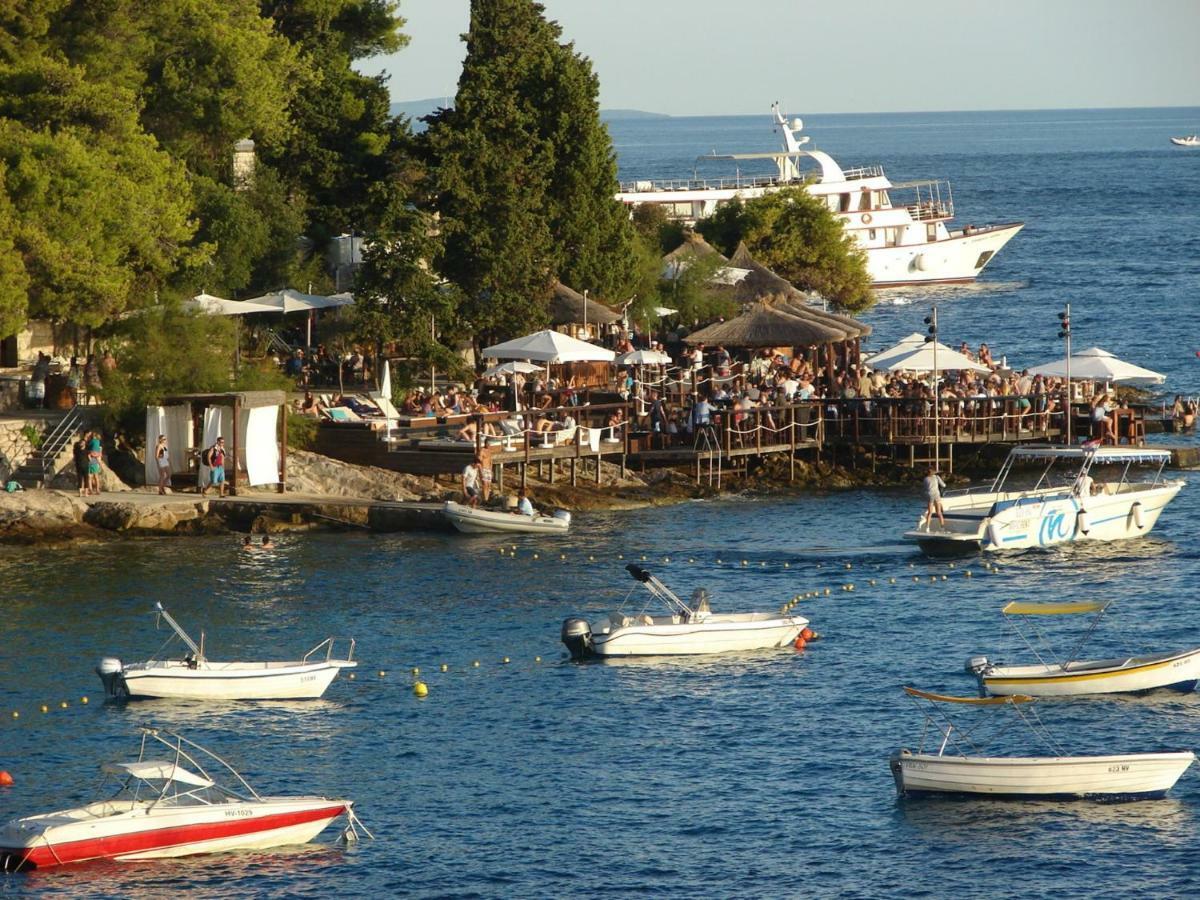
(201, 436, 227, 498)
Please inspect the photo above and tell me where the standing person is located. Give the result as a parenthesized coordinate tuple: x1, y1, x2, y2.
(461, 456, 482, 508)
(478, 446, 494, 503)
(72, 436, 89, 497)
(66, 357, 82, 406)
(30, 352, 49, 408)
(154, 434, 171, 495)
(202, 437, 227, 498)
(923, 466, 946, 527)
(86, 431, 103, 496)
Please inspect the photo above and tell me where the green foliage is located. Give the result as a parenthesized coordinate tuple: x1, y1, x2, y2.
(698, 187, 874, 313)
(285, 411, 318, 450)
(424, 0, 638, 343)
(631, 203, 685, 255)
(20, 423, 43, 449)
(98, 302, 240, 431)
(0, 172, 30, 337)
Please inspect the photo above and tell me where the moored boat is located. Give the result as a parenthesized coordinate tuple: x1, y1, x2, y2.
(905, 445, 1184, 554)
(0, 728, 368, 870)
(967, 600, 1200, 697)
(615, 104, 1023, 287)
(890, 687, 1195, 801)
(96, 603, 356, 701)
(1169, 135, 1200, 147)
(561, 564, 810, 658)
(443, 500, 571, 534)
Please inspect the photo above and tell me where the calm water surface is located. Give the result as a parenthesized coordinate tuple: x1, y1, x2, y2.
(4, 108, 1200, 897)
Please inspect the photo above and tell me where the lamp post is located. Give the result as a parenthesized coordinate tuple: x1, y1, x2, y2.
(925, 306, 939, 471)
(1058, 304, 1071, 444)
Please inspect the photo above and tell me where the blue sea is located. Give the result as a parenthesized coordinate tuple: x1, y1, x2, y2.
(3, 108, 1200, 898)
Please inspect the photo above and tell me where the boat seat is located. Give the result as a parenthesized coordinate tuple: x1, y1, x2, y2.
(611, 613, 630, 628)
(637, 613, 653, 626)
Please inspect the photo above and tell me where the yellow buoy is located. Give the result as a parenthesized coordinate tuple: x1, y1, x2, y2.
(716, 558, 722, 564)
(502, 657, 510, 664)
(641, 555, 647, 561)
(532, 553, 539, 559)
(560, 554, 565, 560)
(618, 554, 624, 560)
(589, 555, 595, 561)
(80, 697, 89, 705)
(689, 558, 695, 563)
(60, 701, 68, 709)
(534, 656, 542, 663)
(349, 673, 356, 680)
(948, 562, 956, 568)
(741, 560, 748, 566)
(913, 576, 919, 583)
(889, 577, 896, 584)
(413, 682, 428, 698)
(844, 563, 852, 570)
(966, 571, 973, 578)
(941, 575, 948, 581)
(440, 663, 448, 673)
(411, 667, 420, 676)
(869, 579, 876, 586)
(824, 588, 831, 596)
(40, 705, 48, 713)
(847, 584, 855, 591)
(473, 660, 480, 668)
(784, 562, 790, 568)
(10, 711, 17, 719)
(378, 670, 386, 678)
(664, 557, 670, 563)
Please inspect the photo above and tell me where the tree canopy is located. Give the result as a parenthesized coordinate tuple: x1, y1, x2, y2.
(698, 187, 874, 313)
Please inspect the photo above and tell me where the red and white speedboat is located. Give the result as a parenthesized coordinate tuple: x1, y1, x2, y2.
(0, 728, 368, 870)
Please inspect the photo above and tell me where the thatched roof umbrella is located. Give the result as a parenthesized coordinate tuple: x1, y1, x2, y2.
(550, 281, 620, 334)
(663, 232, 731, 268)
(684, 295, 851, 347)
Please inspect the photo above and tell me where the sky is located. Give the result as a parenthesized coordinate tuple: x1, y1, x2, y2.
(355, 0, 1200, 116)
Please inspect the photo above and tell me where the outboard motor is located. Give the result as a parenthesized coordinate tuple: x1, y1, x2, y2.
(561, 618, 594, 660)
(95, 657, 127, 698)
(965, 655, 992, 678)
(552, 509, 572, 526)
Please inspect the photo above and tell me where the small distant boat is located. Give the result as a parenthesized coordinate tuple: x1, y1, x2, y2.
(96, 603, 356, 701)
(1169, 135, 1200, 147)
(443, 500, 571, 534)
(967, 600, 1200, 697)
(0, 727, 369, 870)
(890, 687, 1194, 801)
(905, 445, 1184, 555)
(561, 564, 810, 658)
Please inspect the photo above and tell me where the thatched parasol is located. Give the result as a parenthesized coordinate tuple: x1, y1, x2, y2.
(549, 281, 620, 326)
(683, 295, 850, 347)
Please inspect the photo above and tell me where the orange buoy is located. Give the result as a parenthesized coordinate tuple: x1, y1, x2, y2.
(800, 627, 814, 641)
(0, 771, 13, 787)
(793, 637, 807, 651)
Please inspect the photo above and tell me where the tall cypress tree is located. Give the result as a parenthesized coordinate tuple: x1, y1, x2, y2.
(424, 0, 637, 343)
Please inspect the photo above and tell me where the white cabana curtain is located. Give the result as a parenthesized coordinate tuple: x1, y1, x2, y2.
(243, 406, 280, 486)
(144, 405, 192, 485)
(199, 406, 231, 483)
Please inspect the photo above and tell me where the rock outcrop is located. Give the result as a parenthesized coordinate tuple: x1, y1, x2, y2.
(283, 450, 434, 501)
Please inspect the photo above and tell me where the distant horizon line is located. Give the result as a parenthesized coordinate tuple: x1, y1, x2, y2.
(390, 98, 1200, 119)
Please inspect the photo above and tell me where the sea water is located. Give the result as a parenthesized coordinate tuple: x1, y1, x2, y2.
(2, 108, 1200, 898)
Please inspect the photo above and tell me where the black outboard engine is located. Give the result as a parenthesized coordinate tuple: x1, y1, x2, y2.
(561, 618, 594, 660)
(95, 657, 127, 698)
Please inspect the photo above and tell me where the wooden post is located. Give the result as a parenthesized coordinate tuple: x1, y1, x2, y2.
(279, 402, 287, 493)
(230, 397, 241, 496)
(520, 462, 527, 490)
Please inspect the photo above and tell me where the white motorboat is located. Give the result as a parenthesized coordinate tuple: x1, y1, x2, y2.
(615, 103, 1023, 287)
(561, 564, 810, 659)
(905, 445, 1184, 554)
(0, 728, 369, 870)
(967, 600, 1200, 697)
(443, 500, 571, 534)
(890, 687, 1194, 801)
(96, 603, 356, 701)
(1169, 135, 1200, 147)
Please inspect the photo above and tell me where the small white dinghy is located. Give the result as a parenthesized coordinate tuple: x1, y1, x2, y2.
(443, 500, 571, 534)
(0, 727, 370, 870)
(1170, 135, 1200, 147)
(890, 687, 1195, 802)
(96, 603, 356, 701)
(967, 600, 1200, 697)
(561, 564, 811, 659)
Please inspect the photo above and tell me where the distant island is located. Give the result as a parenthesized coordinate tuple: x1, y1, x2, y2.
(390, 98, 669, 123)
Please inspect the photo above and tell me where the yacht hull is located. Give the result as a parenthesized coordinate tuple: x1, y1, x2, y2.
(869, 223, 1024, 287)
(590, 615, 807, 657)
(111, 661, 353, 701)
(890, 750, 1194, 801)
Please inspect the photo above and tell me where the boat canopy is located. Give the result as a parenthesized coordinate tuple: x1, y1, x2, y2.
(1002, 600, 1109, 616)
(103, 760, 214, 788)
(1008, 445, 1171, 463)
(903, 686, 1035, 705)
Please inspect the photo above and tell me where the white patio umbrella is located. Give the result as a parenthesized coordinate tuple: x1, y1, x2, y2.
(1027, 346, 1166, 386)
(483, 361, 545, 378)
(244, 288, 355, 347)
(653, 306, 678, 317)
(882, 341, 992, 373)
(185, 293, 278, 316)
(482, 329, 615, 364)
(863, 332, 928, 369)
(615, 349, 672, 365)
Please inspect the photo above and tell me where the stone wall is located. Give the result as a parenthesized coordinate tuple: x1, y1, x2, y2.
(0, 418, 38, 482)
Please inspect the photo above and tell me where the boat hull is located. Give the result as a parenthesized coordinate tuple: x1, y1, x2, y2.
(589, 615, 807, 657)
(113, 661, 352, 701)
(0, 799, 349, 870)
(980, 647, 1200, 697)
(443, 501, 569, 535)
(890, 750, 1194, 801)
(906, 481, 1183, 555)
(868, 223, 1024, 287)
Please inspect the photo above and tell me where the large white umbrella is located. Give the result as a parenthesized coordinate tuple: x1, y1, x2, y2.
(1027, 346, 1166, 386)
(882, 341, 992, 373)
(616, 349, 672, 365)
(482, 329, 615, 364)
(244, 288, 354, 312)
(483, 361, 545, 378)
(653, 306, 678, 317)
(864, 332, 928, 369)
(185, 293, 278, 316)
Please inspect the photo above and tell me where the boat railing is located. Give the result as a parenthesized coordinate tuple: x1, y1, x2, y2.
(842, 165, 884, 180)
(303, 637, 356, 664)
(618, 174, 788, 194)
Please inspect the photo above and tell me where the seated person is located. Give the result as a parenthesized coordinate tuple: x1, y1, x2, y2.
(299, 391, 322, 417)
(402, 392, 423, 415)
(515, 487, 535, 517)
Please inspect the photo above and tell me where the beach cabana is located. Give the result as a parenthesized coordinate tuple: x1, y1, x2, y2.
(1028, 347, 1166, 386)
(550, 282, 620, 341)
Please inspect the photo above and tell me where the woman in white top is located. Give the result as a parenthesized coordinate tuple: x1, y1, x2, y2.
(154, 434, 171, 495)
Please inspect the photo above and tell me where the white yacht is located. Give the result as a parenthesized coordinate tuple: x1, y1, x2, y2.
(616, 104, 1023, 287)
(1169, 135, 1199, 147)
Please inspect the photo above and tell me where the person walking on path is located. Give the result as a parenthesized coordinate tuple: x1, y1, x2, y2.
(923, 466, 946, 527)
(202, 437, 227, 498)
(86, 431, 103, 496)
(154, 434, 171, 495)
(461, 456, 482, 508)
